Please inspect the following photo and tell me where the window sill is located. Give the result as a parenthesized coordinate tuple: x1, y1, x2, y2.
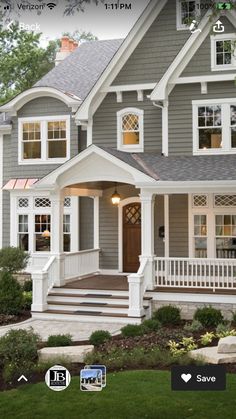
(18, 158, 69, 165)
(118, 146, 144, 153)
(211, 66, 236, 72)
(193, 150, 236, 156)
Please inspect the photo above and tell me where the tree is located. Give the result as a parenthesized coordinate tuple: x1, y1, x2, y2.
(0, 22, 55, 105)
(62, 30, 98, 42)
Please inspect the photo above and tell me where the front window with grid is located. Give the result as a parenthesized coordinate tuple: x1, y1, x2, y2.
(215, 215, 236, 258)
(177, 0, 199, 29)
(34, 214, 51, 252)
(197, 105, 222, 150)
(211, 34, 236, 71)
(117, 108, 143, 152)
(18, 215, 29, 251)
(63, 214, 71, 252)
(19, 116, 70, 163)
(193, 215, 207, 258)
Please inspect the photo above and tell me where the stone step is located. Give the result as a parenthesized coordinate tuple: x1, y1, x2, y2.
(32, 310, 144, 324)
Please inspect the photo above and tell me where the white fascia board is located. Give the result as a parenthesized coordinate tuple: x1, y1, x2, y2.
(0, 87, 81, 113)
(150, 9, 236, 101)
(32, 144, 156, 189)
(75, 0, 167, 122)
(135, 180, 236, 194)
(175, 74, 236, 84)
(102, 83, 156, 93)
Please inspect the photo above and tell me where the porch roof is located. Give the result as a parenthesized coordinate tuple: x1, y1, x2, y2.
(102, 148, 236, 182)
(3, 178, 38, 190)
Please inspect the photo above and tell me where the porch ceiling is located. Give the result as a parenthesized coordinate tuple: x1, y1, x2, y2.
(68, 181, 126, 190)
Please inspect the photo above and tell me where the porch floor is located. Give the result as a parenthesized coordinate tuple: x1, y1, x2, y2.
(153, 286, 236, 295)
(61, 275, 129, 291)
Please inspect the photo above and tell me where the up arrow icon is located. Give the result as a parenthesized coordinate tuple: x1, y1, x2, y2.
(17, 375, 28, 382)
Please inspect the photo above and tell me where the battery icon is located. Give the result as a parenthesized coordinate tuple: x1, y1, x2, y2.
(216, 2, 232, 9)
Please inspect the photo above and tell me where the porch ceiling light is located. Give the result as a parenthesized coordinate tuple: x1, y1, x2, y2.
(111, 183, 121, 205)
(42, 229, 50, 238)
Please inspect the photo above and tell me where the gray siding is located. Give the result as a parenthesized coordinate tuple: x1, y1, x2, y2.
(154, 196, 164, 257)
(113, 1, 190, 85)
(79, 197, 94, 250)
(99, 184, 138, 270)
(93, 91, 162, 152)
(2, 97, 79, 247)
(182, 17, 236, 77)
(169, 81, 236, 156)
(169, 195, 188, 258)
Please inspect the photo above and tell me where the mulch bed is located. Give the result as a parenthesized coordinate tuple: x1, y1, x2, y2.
(0, 311, 31, 327)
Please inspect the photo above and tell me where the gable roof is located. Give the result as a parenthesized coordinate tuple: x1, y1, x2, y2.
(35, 39, 123, 101)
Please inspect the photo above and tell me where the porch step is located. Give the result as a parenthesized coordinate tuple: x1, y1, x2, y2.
(31, 310, 145, 324)
(47, 300, 149, 315)
(51, 287, 129, 297)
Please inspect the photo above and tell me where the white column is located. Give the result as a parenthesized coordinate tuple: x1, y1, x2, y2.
(93, 196, 99, 249)
(164, 194, 169, 258)
(50, 190, 65, 286)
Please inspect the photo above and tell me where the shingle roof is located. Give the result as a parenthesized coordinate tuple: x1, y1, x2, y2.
(101, 147, 236, 181)
(35, 39, 123, 100)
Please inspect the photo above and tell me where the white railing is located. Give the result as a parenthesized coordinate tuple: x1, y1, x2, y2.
(128, 257, 151, 318)
(26, 254, 50, 273)
(64, 249, 100, 280)
(42, 255, 58, 292)
(31, 255, 57, 312)
(155, 257, 236, 291)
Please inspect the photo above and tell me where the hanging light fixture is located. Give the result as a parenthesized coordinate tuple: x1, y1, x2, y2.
(111, 183, 121, 205)
(42, 229, 50, 239)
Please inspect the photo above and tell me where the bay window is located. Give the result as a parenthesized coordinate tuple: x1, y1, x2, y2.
(215, 215, 236, 258)
(193, 214, 207, 258)
(35, 214, 51, 252)
(18, 214, 29, 251)
(63, 214, 71, 252)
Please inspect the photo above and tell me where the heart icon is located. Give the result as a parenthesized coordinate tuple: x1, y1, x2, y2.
(181, 373, 192, 383)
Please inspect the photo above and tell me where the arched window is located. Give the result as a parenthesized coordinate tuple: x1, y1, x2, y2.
(117, 108, 144, 152)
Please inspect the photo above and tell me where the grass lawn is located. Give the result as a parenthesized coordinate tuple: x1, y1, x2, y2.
(0, 370, 236, 419)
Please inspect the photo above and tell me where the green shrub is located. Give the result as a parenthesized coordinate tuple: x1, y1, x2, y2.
(121, 324, 144, 338)
(231, 311, 236, 326)
(3, 361, 35, 384)
(47, 334, 73, 347)
(183, 320, 203, 333)
(200, 332, 215, 346)
(22, 279, 32, 292)
(89, 330, 112, 346)
(22, 291, 32, 311)
(194, 306, 223, 328)
(215, 323, 236, 338)
(0, 328, 39, 368)
(168, 337, 198, 357)
(141, 319, 160, 333)
(153, 305, 181, 326)
(0, 272, 23, 315)
(0, 246, 29, 273)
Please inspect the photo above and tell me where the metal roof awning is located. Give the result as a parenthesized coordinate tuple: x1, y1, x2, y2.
(3, 178, 38, 190)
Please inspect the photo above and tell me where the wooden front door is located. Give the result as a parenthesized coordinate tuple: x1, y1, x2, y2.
(123, 202, 141, 272)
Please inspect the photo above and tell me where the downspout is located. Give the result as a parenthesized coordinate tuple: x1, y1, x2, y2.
(152, 100, 168, 156)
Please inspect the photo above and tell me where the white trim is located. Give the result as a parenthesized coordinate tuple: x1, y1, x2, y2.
(176, 0, 200, 31)
(87, 118, 93, 146)
(93, 196, 99, 249)
(118, 196, 140, 272)
(18, 115, 70, 165)
(164, 195, 169, 257)
(151, 8, 236, 101)
(0, 87, 81, 114)
(117, 107, 144, 153)
(135, 181, 236, 194)
(75, 0, 167, 121)
(0, 134, 3, 248)
(211, 33, 236, 72)
(146, 291, 236, 305)
(192, 99, 236, 155)
(103, 83, 156, 93)
(162, 101, 168, 156)
(175, 74, 236, 84)
(116, 92, 123, 103)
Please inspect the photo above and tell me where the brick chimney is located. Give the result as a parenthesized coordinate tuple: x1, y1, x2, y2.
(55, 36, 79, 66)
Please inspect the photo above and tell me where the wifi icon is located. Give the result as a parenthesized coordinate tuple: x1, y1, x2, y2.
(47, 2, 56, 10)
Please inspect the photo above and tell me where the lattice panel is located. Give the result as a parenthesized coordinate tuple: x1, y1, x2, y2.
(64, 197, 71, 207)
(192, 194, 208, 207)
(124, 204, 141, 225)
(18, 198, 29, 208)
(122, 114, 139, 131)
(34, 197, 51, 208)
(214, 195, 236, 207)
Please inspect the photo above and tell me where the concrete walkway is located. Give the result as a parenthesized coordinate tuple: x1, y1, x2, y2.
(0, 318, 123, 341)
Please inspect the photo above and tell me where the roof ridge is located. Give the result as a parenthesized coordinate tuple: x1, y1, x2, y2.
(132, 153, 160, 181)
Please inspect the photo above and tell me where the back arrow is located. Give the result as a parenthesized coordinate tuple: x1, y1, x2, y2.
(17, 375, 28, 382)
(7, 20, 14, 32)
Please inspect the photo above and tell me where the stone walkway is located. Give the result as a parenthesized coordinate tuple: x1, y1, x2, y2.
(0, 318, 123, 341)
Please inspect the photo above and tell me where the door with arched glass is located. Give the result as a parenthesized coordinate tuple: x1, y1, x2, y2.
(123, 202, 141, 272)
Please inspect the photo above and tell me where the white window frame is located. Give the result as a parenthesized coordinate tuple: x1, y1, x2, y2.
(211, 33, 236, 72)
(18, 115, 70, 165)
(192, 98, 236, 155)
(176, 0, 200, 31)
(117, 107, 144, 152)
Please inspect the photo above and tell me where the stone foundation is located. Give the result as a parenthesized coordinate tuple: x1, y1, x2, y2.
(152, 300, 236, 321)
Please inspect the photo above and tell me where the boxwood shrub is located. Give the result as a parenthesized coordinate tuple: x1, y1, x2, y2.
(121, 324, 144, 337)
(47, 334, 73, 347)
(89, 330, 112, 346)
(152, 305, 181, 326)
(194, 306, 223, 328)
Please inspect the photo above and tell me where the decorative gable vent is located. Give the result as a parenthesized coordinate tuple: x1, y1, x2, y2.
(214, 195, 236, 207)
(64, 197, 71, 207)
(34, 197, 51, 208)
(18, 198, 29, 208)
(192, 194, 208, 207)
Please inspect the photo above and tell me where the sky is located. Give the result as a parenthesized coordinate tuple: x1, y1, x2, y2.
(0, 0, 150, 46)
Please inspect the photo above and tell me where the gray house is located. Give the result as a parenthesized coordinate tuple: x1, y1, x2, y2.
(0, 0, 236, 323)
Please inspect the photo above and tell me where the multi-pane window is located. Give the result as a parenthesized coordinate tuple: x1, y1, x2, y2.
(117, 108, 143, 151)
(231, 106, 236, 148)
(215, 215, 236, 258)
(34, 214, 51, 252)
(216, 40, 232, 66)
(18, 215, 28, 251)
(47, 121, 67, 158)
(63, 214, 71, 252)
(194, 215, 207, 258)
(197, 105, 222, 149)
(19, 116, 70, 163)
(22, 122, 41, 159)
(211, 35, 236, 71)
(177, 0, 199, 29)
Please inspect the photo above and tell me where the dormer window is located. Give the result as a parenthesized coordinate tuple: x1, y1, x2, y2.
(117, 108, 144, 152)
(176, 0, 200, 30)
(211, 34, 236, 71)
